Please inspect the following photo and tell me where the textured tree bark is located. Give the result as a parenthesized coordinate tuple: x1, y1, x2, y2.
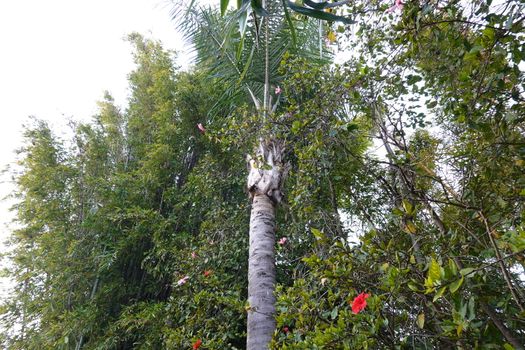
(247, 194, 276, 349)
(246, 139, 283, 350)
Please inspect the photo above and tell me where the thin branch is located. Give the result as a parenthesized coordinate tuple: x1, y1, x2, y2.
(481, 303, 524, 350)
(479, 211, 525, 312)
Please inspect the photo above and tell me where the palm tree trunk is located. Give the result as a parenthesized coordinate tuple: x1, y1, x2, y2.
(247, 139, 283, 349)
(247, 194, 276, 349)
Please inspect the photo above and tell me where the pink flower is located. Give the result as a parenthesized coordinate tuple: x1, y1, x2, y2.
(177, 275, 189, 286)
(197, 123, 206, 133)
(278, 237, 288, 245)
(351, 292, 370, 314)
(388, 0, 403, 12)
(191, 251, 197, 259)
(275, 86, 282, 94)
(283, 326, 290, 333)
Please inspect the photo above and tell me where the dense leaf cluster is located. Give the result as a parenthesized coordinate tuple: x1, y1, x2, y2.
(2, 0, 525, 349)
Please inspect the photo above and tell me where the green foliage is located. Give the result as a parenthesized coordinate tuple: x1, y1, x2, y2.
(0, 34, 248, 350)
(2, 0, 525, 348)
(271, 0, 525, 348)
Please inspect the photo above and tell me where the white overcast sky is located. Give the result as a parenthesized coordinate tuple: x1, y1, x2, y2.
(0, 0, 201, 297)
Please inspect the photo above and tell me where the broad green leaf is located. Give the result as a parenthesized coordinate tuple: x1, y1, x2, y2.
(408, 282, 419, 292)
(433, 286, 447, 302)
(456, 323, 463, 336)
(404, 221, 417, 234)
(311, 227, 325, 240)
(326, 31, 336, 44)
(448, 259, 458, 276)
(401, 199, 414, 215)
(460, 267, 475, 277)
(417, 313, 425, 329)
(392, 207, 404, 216)
(427, 100, 437, 108)
(467, 298, 476, 321)
(449, 277, 464, 294)
(291, 120, 302, 134)
(482, 27, 495, 42)
(428, 258, 442, 285)
(330, 307, 338, 320)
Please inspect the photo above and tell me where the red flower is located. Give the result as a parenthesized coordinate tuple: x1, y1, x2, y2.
(283, 326, 290, 333)
(192, 339, 202, 349)
(203, 270, 212, 277)
(351, 292, 370, 314)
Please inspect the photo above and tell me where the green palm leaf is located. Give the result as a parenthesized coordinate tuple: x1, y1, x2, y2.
(173, 2, 330, 117)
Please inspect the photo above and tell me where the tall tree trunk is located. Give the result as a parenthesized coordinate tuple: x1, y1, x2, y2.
(247, 139, 283, 349)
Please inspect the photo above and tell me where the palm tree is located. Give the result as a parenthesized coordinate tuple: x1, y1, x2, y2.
(174, 3, 327, 348)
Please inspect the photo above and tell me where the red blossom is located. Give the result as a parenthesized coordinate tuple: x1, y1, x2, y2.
(203, 270, 212, 277)
(283, 326, 290, 333)
(351, 292, 370, 314)
(192, 339, 202, 349)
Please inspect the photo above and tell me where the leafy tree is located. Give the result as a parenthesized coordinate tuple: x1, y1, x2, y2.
(2, 1, 524, 349)
(175, 2, 335, 348)
(270, 0, 525, 349)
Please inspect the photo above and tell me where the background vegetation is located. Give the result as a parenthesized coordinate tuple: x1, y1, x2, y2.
(1, 0, 524, 348)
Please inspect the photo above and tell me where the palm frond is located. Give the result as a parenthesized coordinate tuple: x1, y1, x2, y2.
(172, 0, 331, 118)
